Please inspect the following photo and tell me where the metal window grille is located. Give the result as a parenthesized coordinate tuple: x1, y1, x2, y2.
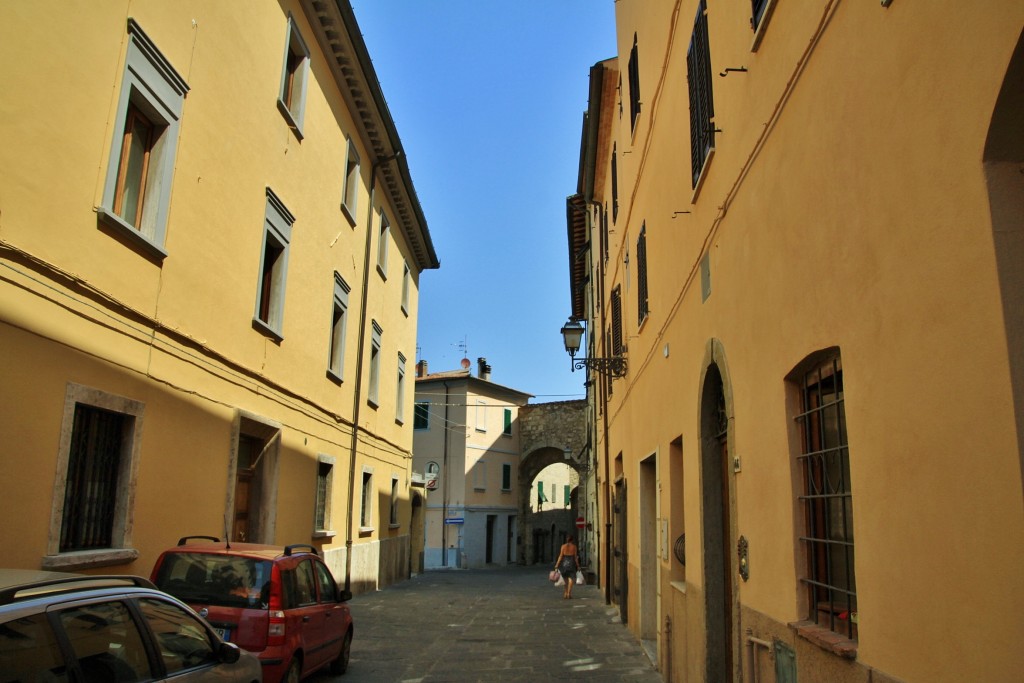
(636, 226, 649, 324)
(796, 354, 857, 639)
(687, 1, 716, 188)
(61, 405, 126, 552)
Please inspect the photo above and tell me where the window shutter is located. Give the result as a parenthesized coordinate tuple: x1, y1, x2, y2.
(611, 286, 623, 356)
(688, 1, 715, 188)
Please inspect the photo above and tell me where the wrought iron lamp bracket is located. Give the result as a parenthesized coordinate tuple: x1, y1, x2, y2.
(571, 355, 627, 378)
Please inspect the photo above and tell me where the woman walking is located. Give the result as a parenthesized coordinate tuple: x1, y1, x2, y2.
(554, 534, 581, 599)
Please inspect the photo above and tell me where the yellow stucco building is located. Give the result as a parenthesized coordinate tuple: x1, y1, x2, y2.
(0, 0, 437, 595)
(567, 1, 1023, 681)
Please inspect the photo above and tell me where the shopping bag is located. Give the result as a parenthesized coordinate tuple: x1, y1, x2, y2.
(548, 569, 559, 582)
(555, 573, 565, 586)
(576, 571, 585, 585)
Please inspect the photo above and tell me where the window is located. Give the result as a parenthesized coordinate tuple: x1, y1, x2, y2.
(98, 19, 189, 257)
(396, 353, 406, 424)
(377, 210, 390, 278)
(314, 455, 335, 534)
(45, 384, 144, 569)
(611, 144, 619, 223)
(752, 0, 770, 28)
(254, 189, 294, 340)
(0, 613, 64, 681)
(611, 286, 623, 357)
(360, 468, 374, 529)
(628, 33, 641, 133)
(475, 400, 487, 432)
(139, 598, 216, 673)
(328, 273, 350, 381)
(637, 224, 649, 325)
(564, 485, 571, 507)
(368, 321, 382, 407)
(390, 476, 400, 526)
(503, 408, 513, 436)
(277, 16, 310, 138)
(59, 601, 150, 678)
(473, 461, 487, 491)
(701, 252, 712, 302)
(314, 561, 337, 602)
(537, 481, 547, 508)
(502, 463, 512, 491)
(793, 351, 857, 640)
(341, 137, 360, 224)
(688, 1, 716, 190)
(401, 261, 411, 315)
(414, 401, 430, 430)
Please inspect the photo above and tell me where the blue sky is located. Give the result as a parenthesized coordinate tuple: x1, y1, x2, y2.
(350, 1, 617, 402)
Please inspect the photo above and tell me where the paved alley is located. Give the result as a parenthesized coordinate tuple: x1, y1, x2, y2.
(311, 565, 663, 683)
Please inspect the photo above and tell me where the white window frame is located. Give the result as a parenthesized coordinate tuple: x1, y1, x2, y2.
(396, 353, 407, 424)
(368, 321, 382, 407)
(327, 273, 350, 382)
(340, 137, 360, 225)
(98, 19, 189, 259)
(253, 188, 294, 340)
(277, 15, 310, 139)
(377, 210, 390, 279)
(389, 475, 400, 527)
(360, 466, 375, 531)
(475, 400, 487, 432)
(313, 455, 336, 538)
(401, 260, 411, 316)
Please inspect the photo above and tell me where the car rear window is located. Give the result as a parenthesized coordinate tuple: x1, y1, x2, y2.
(154, 553, 272, 609)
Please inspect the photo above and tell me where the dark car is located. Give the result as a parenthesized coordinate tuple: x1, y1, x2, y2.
(0, 568, 261, 682)
(151, 537, 352, 683)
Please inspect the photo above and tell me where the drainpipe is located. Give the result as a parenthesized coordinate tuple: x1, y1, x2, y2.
(441, 380, 451, 566)
(344, 151, 402, 593)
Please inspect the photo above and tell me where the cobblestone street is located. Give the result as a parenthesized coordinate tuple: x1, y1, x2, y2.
(310, 565, 662, 683)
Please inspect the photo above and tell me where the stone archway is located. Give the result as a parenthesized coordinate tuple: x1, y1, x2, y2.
(516, 400, 588, 566)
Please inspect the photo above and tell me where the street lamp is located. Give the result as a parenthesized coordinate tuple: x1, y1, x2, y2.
(560, 318, 627, 378)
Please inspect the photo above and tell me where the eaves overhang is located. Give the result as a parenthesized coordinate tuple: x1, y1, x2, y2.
(301, 0, 440, 271)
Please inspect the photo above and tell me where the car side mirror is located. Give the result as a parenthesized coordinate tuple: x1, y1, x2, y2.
(338, 589, 352, 602)
(218, 641, 241, 664)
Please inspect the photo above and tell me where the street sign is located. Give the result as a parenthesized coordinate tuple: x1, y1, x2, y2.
(575, 517, 585, 529)
(444, 517, 464, 525)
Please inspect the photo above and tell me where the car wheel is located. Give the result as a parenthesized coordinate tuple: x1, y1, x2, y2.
(284, 657, 301, 683)
(330, 629, 353, 675)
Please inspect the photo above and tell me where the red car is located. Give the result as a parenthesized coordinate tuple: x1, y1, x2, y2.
(151, 537, 353, 683)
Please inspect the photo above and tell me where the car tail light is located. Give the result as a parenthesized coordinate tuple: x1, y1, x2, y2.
(267, 564, 286, 646)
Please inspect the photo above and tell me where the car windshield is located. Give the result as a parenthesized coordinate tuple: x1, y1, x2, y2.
(154, 553, 272, 609)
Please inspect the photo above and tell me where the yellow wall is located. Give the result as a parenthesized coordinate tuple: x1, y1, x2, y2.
(585, 1, 1024, 681)
(0, 0, 431, 591)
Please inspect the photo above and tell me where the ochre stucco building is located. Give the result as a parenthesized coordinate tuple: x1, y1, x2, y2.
(0, 0, 437, 594)
(567, 1, 1023, 681)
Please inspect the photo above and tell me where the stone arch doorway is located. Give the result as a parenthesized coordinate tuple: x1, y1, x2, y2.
(698, 340, 740, 683)
(518, 444, 583, 566)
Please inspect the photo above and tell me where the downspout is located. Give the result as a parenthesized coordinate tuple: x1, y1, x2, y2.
(441, 380, 451, 566)
(344, 151, 402, 593)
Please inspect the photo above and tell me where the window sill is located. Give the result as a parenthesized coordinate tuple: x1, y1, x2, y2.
(96, 207, 167, 262)
(670, 580, 687, 595)
(473, 487, 486, 492)
(395, 417, 404, 426)
(276, 99, 304, 141)
(358, 526, 374, 537)
(312, 530, 336, 539)
(401, 305, 409, 318)
(326, 368, 343, 385)
(376, 264, 387, 281)
(340, 203, 357, 227)
(790, 620, 858, 660)
(388, 523, 400, 530)
(367, 398, 379, 410)
(42, 548, 139, 571)
(252, 317, 284, 343)
(501, 488, 512, 493)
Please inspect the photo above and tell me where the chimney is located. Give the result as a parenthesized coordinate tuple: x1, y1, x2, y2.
(477, 357, 491, 381)
(416, 360, 428, 378)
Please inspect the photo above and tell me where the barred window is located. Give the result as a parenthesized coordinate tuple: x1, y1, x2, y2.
(61, 405, 128, 552)
(687, 0, 716, 189)
(794, 352, 857, 639)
